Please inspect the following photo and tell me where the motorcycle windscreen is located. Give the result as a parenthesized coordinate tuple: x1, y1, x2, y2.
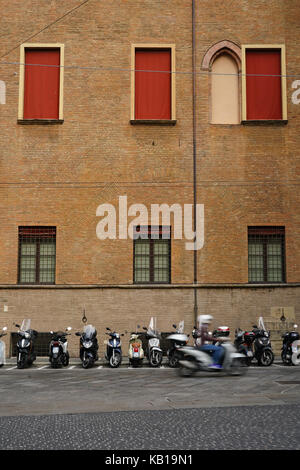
(0, 341, 5, 365)
(84, 324, 96, 339)
(178, 321, 184, 334)
(258, 317, 266, 331)
(20, 319, 31, 332)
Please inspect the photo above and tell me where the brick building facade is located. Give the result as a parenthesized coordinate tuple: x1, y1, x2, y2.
(0, 0, 299, 357)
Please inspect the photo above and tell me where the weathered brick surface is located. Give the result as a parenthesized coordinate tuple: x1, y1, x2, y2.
(0, 1, 299, 355)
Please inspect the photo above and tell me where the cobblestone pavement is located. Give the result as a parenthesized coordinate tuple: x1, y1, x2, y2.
(0, 404, 299, 450)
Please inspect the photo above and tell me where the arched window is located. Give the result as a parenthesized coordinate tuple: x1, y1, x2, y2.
(202, 41, 241, 125)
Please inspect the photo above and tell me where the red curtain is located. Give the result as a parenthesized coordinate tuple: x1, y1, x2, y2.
(246, 49, 282, 120)
(135, 49, 171, 120)
(24, 49, 60, 119)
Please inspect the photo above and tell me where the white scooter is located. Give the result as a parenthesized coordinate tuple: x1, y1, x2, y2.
(177, 338, 247, 377)
(143, 317, 163, 368)
(128, 325, 144, 367)
(0, 327, 7, 367)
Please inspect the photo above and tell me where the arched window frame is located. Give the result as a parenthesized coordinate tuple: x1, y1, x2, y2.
(202, 40, 242, 125)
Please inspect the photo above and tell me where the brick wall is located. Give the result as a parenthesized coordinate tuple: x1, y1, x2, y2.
(0, 1, 299, 354)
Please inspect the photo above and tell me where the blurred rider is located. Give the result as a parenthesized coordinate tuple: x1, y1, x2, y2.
(194, 315, 225, 369)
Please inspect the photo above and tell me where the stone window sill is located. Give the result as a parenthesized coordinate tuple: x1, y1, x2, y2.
(130, 119, 176, 126)
(242, 120, 288, 126)
(17, 119, 64, 125)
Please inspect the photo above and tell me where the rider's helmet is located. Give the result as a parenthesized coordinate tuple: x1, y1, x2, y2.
(199, 315, 213, 325)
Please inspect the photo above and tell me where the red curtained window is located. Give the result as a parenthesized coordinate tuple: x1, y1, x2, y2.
(246, 49, 282, 120)
(24, 49, 60, 120)
(135, 49, 171, 120)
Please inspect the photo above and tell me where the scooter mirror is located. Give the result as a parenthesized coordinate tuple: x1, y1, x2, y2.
(15, 324, 20, 328)
(66, 327, 72, 331)
(106, 327, 111, 331)
(294, 324, 298, 329)
(2, 327, 7, 331)
(143, 327, 147, 331)
(173, 324, 177, 328)
(75, 332, 81, 336)
(50, 331, 53, 334)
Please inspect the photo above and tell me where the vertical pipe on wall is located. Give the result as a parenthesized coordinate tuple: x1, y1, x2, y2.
(192, 0, 198, 325)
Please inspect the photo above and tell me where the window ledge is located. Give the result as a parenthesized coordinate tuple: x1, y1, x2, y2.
(17, 119, 64, 125)
(130, 119, 176, 126)
(242, 120, 288, 126)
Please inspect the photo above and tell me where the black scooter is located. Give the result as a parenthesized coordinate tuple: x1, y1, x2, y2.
(235, 325, 274, 366)
(49, 327, 72, 368)
(281, 325, 300, 366)
(76, 324, 99, 369)
(15, 323, 38, 369)
(105, 327, 124, 368)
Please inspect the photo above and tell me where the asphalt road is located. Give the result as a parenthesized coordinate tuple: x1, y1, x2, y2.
(0, 363, 299, 450)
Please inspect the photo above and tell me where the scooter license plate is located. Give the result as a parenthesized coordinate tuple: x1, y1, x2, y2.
(53, 347, 59, 353)
(133, 352, 139, 358)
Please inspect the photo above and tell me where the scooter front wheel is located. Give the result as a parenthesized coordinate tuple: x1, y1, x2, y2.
(149, 351, 162, 368)
(109, 352, 121, 368)
(168, 355, 179, 368)
(82, 358, 92, 369)
(258, 350, 274, 367)
(62, 353, 69, 367)
(17, 355, 26, 369)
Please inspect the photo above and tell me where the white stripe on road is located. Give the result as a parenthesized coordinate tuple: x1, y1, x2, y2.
(37, 365, 49, 370)
(68, 366, 76, 369)
(6, 366, 17, 370)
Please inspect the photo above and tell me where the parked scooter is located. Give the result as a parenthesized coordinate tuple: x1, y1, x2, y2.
(128, 325, 144, 367)
(167, 321, 189, 368)
(105, 327, 125, 368)
(177, 337, 247, 377)
(143, 317, 163, 367)
(234, 328, 255, 366)
(49, 327, 72, 368)
(235, 317, 274, 366)
(14, 320, 38, 369)
(76, 324, 98, 369)
(0, 327, 7, 367)
(281, 324, 300, 366)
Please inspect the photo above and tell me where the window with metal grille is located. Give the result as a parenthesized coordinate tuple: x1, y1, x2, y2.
(18, 227, 56, 284)
(248, 227, 285, 283)
(134, 226, 171, 284)
(11, 332, 52, 357)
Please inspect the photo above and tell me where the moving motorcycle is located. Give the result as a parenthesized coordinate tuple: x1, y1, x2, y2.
(105, 327, 124, 368)
(167, 321, 189, 368)
(128, 325, 144, 368)
(143, 317, 163, 367)
(0, 327, 7, 367)
(177, 337, 247, 377)
(49, 327, 72, 368)
(281, 324, 300, 366)
(76, 324, 98, 369)
(14, 320, 38, 369)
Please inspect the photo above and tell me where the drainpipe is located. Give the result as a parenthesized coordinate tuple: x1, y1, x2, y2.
(192, 0, 198, 327)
